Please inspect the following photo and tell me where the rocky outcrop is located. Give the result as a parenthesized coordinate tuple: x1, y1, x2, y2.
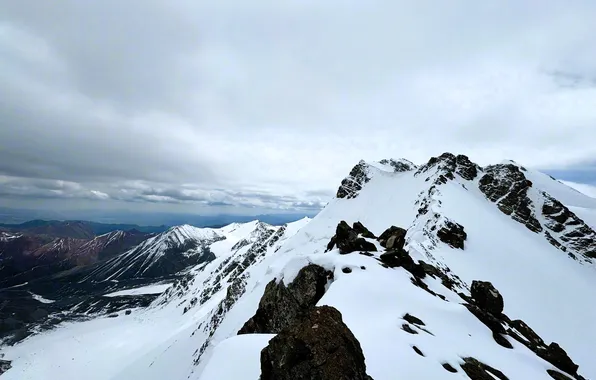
(415, 153, 481, 182)
(460, 357, 509, 380)
(379, 158, 417, 173)
(353, 221, 376, 239)
(238, 264, 332, 334)
(478, 164, 542, 233)
(470, 281, 504, 315)
(326, 221, 377, 254)
(379, 249, 415, 271)
(541, 193, 596, 258)
(378, 226, 407, 250)
(260, 306, 374, 380)
(336, 161, 371, 199)
(0, 359, 11, 375)
(463, 281, 584, 378)
(437, 220, 467, 249)
(536, 343, 579, 378)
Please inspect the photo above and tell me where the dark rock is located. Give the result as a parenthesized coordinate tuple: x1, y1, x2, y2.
(542, 193, 596, 259)
(455, 155, 480, 181)
(125, 310, 132, 315)
(492, 332, 513, 349)
(470, 280, 504, 315)
(360, 266, 366, 270)
(442, 363, 458, 373)
(379, 158, 417, 173)
(0, 359, 11, 375)
(536, 343, 579, 377)
(403, 313, 425, 326)
(336, 161, 371, 199)
(107, 314, 118, 318)
(460, 357, 509, 380)
(342, 267, 352, 274)
(418, 260, 441, 277)
(30, 308, 49, 321)
(379, 249, 415, 271)
(478, 164, 542, 233)
(464, 304, 506, 336)
(412, 346, 424, 357)
(378, 226, 407, 249)
(547, 369, 573, 380)
(401, 323, 418, 334)
(437, 220, 467, 249)
(353, 222, 376, 239)
(327, 221, 377, 254)
(260, 306, 374, 380)
(508, 319, 544, 348)
(359, 251, 374, 257)
(238, 264, 331, 334)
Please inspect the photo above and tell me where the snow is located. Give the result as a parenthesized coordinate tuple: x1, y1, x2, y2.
(2, 158, 595, 380)
(198, 334, 274, 380)
(28, 292, 54, 304)
(103, 284, 172, 297)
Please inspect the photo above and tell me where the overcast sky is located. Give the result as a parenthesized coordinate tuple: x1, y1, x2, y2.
(1, 0, 596, 215)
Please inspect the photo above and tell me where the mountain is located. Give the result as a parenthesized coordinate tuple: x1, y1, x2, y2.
(0, 229, 153, 289)
(1, 153, 595, 380)
(0, 220, 168, 236)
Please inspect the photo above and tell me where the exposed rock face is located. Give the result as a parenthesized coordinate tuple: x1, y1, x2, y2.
(460, 357, 509, 380)
(336, 160, 371, 199)
(238, 264, 332, 334)
(536, 343, 579, 378)
(0, 359, 11, 375)
(326, 221, 377, 254)
(455, 155, 481, 181)
(470, 280, 504, 315)
(547, 369, 574, 380)
(478, 164, 542, 233)
(378, 226, 407, 250)
(415, 152, 481, 182)
(464, 281, 584, 378)
(379, 158, 417, 173)
(379, 249, 415, 271)
(260, 306, 374, 380)
(541, 193, 596, 258)
(353, 221, 376, 239)
(437, 220, 467, 249)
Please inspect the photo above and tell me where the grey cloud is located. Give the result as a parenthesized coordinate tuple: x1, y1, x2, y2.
(1, 1, 596, 214)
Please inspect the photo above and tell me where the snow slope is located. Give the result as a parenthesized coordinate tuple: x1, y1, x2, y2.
(1, 154, 594, 380)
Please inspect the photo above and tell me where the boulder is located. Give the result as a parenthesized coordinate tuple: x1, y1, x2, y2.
(378, 226, 407, 249)
(460, 357, 509, 380)
(327, 221, 377, 254)
(470, 280, 504, 315)
(536, 343, 579, 377)
(260, 306, 374, 380)
(437, 220, 467, 249)
(238, 264, 332, 334)
(379, 249, 415, 271)
(403, 313, 425, 326)
(353, 221, 376, 239)
(0, 359, 11, 375)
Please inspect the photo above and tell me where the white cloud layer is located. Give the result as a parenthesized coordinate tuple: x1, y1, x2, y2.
(1, 1, 596, 212)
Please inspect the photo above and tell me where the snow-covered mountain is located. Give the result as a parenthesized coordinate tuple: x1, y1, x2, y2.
(2, 153, 596, 380)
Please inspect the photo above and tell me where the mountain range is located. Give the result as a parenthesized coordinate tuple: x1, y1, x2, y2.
(1, 152, 595, 380)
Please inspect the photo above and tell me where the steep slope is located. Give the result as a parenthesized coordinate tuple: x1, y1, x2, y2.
(0, 230, 152, 289)
(1, 154, 594, 380)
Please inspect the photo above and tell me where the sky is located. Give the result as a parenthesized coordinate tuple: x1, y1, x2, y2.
(1, 0, 596, 218)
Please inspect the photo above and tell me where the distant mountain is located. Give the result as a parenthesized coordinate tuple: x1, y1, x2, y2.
(0, 220, 168, 237)
(0, 229, 153, 288)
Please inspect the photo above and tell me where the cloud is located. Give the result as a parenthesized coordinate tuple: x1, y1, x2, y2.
(560, 181, 596, 199)
(1, 1, 596, 213)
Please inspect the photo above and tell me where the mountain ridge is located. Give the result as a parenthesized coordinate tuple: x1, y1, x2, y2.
(1, 153, 595, 380)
